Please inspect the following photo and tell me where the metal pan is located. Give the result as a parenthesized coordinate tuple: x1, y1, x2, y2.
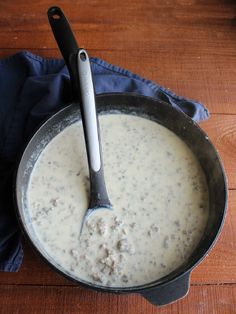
(15, 92, 227, 306)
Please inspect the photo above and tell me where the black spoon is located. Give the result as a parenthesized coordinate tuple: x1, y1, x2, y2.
(47, 7, 112, 232)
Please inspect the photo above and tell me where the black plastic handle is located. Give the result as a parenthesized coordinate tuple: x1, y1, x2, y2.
(47, 6, 80, 101)
(141, 272, 190, 306)
(47, 6, 78, 68)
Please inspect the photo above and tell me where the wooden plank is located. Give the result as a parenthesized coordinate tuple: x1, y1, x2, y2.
(0, 0, 235, 56)
(0, 188, 234, 286)
(0, 48, 236, 116)
(0, 24, 235, 52)
(0, 0, 235, 33)
(0, 284, 235, 314)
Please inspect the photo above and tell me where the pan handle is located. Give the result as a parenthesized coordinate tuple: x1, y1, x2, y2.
(47, 6, 78, 68)
(140, 272, 190, 306)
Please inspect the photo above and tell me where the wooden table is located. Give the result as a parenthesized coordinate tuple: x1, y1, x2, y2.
(0, 1, 236, 313)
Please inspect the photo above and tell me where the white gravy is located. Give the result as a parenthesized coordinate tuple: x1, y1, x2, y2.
(28, 113, 209, 287)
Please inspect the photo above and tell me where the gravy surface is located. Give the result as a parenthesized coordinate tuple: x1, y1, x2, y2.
(28, 114, 209, 287)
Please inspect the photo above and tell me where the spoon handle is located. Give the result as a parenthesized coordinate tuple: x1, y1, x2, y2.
(77, 49, 112, 209)
(48, 7, 101, 172)
(77, 49, 101, 172)
(48, 6, 111, 209)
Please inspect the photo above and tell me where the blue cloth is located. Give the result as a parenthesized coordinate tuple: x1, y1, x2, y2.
(0, 50, 209, 272)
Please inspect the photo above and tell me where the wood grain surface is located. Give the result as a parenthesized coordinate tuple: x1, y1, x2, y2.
(0, 0, 236, 313)
(0, 285, 236, 314)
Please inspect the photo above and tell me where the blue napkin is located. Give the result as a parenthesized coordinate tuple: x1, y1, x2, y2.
(0, 51, 209, 272)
